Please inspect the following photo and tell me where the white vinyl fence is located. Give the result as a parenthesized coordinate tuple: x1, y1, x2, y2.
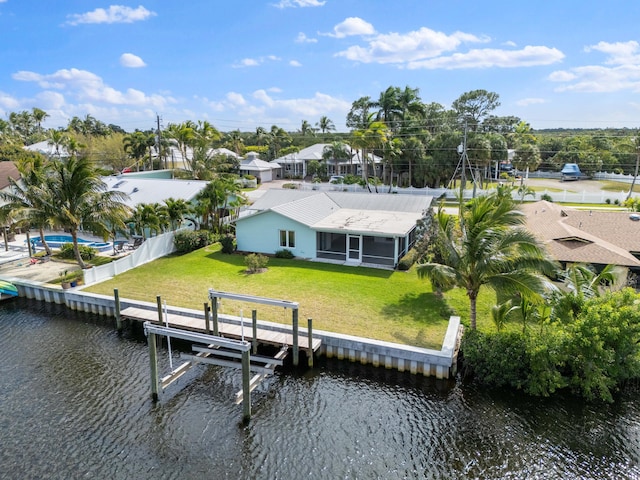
(83, 230, 177, 286)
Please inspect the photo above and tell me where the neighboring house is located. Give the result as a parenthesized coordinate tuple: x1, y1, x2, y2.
(159, 145, 240, 170)
(239, 152, 281, 183)
(274, 143, 381, 179)
(522, 200, 640, 281)
(24, 140, 70, 158)
(0, 162, 20, 192)
(103, 175, 210, 209)
(235, 190, 431, 268)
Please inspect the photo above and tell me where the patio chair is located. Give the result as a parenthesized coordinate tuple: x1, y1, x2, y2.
(126, 236, 144, 250)
(113, 241, 127, 254)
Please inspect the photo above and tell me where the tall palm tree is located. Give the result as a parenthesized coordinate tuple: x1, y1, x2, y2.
(0, 156, 55, 255)
(31, 108, 48, 135)
(47, 156, 130, 268)
(417, 193, 558, 329)
(316, 116, 335, 136)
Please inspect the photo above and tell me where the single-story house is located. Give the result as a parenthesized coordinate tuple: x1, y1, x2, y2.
(24, 140, 70, 158)
(274, 143, 381, 179)
(103, 175, 210, 209)
(521, 200, 640, 281)
(235, 190, 431, 268)
(239, 152, 281, 183)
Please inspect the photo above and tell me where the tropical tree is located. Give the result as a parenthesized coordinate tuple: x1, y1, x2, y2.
(299, 120, 316, 137)
(322, 141, 349, 176)
(416, 193, 558, 329)
(31, 108, 48, 135)
(163, 198, 193, 231)
(316, 116, 335, 136)
(47, 156, 131, 268)
(195, 176, 244, 233)
(123, 131, 155, 171)
(0, 156, 55, 255)
(452, 89, 501, 131)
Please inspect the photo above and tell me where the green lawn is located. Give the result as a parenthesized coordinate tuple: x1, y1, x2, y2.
(83, 244, 464, 349)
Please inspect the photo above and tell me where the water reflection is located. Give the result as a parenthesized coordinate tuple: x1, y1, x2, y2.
(1, 297, 639, 479)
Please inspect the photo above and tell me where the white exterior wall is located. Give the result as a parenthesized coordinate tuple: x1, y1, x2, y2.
(236, 211, 317, 258)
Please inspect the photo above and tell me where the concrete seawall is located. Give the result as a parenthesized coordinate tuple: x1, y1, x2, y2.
(6, 277, 462, 379)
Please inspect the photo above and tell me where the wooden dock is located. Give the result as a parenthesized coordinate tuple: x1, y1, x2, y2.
(120, 306, 322, 352)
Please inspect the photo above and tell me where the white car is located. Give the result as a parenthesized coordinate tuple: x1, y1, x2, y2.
(329, 175, 344, 184)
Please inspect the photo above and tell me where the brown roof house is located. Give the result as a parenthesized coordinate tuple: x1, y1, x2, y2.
(521, 200, 640, 283)
(0, 162, 20, 191)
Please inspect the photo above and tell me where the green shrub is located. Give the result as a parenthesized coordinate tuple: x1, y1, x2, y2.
(283, 183, 298, 189)
(59, 242, 97, 260)
(245, 253, 268, 273)
(220, 235, 236, 254)
(397, 249, 418, 271)
(540, 193, 553, 202)
(275, 249, 294, 259)
(174, 230, 214, 253)
(343, 174, 360, 185)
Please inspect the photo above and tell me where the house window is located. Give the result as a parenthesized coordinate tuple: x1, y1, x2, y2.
(279, 230, 295, 248)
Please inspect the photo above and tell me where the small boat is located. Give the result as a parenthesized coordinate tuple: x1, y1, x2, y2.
(0, 280, 18, 300)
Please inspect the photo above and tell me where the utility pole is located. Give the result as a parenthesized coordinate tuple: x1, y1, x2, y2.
(627, 134, 640, 202)
(156, 114, 163, 170)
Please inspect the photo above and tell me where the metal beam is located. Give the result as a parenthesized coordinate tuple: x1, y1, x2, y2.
(208, 289, 299, 309)
(192, 345, 284, 366)
(144, 322, 250, 351)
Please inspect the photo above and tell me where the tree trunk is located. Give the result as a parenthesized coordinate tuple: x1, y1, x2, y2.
(39, 227, 52, 256)
(71, 230, 87, 269)
(469, 291, 477, 330)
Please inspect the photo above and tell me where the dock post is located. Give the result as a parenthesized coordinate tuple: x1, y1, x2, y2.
(204, 303, 211, 334)
(156, 295, 163, 325)
(292, 309, 299, 367)
(307, 317, 314, 367)
(148, 328, 159, 401)
(114, 288, 122, 332)
(211, 297, 219, 336)
(252, 309, 258, 355)
(241, 349, 251, 421)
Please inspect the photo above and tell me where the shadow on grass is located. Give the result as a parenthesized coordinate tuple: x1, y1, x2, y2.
(381, 291, 454, 324)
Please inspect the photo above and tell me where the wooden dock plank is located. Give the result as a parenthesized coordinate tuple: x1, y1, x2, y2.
(121, 306, 322, 352)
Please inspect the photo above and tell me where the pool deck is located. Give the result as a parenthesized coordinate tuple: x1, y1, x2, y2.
(0, 231, 131, 283)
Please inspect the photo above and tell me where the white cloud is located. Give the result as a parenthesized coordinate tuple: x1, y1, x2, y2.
(550, 40, 640, 93)
(0, 91, 20, 110)
(272, 0, 325, 8)
(12, 67, 174, 108)
(226, 92, 246, 106)
(66, 5, 156, 25)
(328, 17, 375, 39)
(289, 60, 302, 67)
(336, 26, 488, 64)
(234, 58, 260, 68)
(120, 53, 146, 68)
(407, 45, 564, 69)
(295, 32, 317, 43)
(233, 56, 283, 68)
(516, 97, 546, 107)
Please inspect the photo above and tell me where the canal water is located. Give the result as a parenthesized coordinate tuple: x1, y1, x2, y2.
(1, 297, 639, 479)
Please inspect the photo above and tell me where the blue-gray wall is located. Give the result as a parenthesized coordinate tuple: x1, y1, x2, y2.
(236, 211, 316, 258)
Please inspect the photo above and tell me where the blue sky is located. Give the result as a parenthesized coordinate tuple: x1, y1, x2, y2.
(2, 0, 640, 133)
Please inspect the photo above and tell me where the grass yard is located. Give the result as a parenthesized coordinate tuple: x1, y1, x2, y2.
(83, 244, 463, 349)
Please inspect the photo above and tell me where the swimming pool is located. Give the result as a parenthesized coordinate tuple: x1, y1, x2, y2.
(31, 235, 113, 253)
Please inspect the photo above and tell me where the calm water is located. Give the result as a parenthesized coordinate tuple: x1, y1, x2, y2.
(1, 298, 639, 480)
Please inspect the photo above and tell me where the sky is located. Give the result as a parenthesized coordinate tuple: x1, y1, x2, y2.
(2, 0, 640, 134)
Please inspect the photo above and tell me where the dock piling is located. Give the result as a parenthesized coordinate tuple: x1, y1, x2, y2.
(147, 327, 159, 401)
(252, 309, 258, 355)
(292, 309, 299, 367)
(211, 297, 219, 336)
(307, 318, 313, 367)
(204, 303, 211, 334)
(241, 349, 251, 421)
(114, 288, 122, 332)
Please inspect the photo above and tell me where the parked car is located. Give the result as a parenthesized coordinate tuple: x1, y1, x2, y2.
(560, 163, 583, 181)
(329, 175, 344, 184)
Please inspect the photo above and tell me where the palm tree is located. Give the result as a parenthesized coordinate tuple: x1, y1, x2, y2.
(299, 120, 316, 137)
(163, 198, 192, 231)
(196, 177, 244, 233)
(416, 193, 558, 329)
(47, 156, 130, 268)
(322, 141, 349, 176)
(552, 263, 626, 321)
(316, 116, 335, 136)
(48, 130, 68, 158)
(31, 108, 48, 135)
(123, 131, 155, 171)
(0, 156, 55, 256)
